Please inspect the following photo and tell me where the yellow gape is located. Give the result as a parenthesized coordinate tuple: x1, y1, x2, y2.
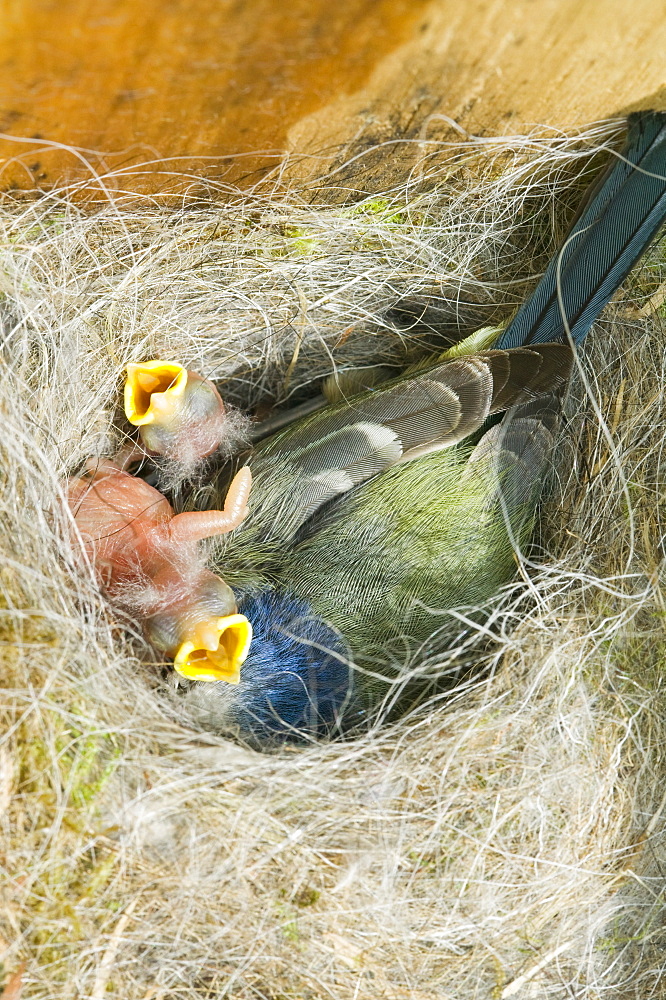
(124, 361, 187, 426)
(174, 614, 253, 684)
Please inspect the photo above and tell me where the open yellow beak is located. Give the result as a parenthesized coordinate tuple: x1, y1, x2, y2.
(124, 361, 188, 427)
(173, 614, 252, 684)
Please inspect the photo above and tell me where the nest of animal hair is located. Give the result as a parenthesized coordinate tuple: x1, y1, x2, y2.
(1, 122, 666, 999)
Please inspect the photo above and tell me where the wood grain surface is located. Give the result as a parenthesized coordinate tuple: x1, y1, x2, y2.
(0, 0, 664, 195)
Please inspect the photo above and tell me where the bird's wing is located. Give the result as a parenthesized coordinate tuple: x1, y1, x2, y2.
(461, 394, 561, 530)
(267, 395, 562, 660)
(249, 344, 571, 528)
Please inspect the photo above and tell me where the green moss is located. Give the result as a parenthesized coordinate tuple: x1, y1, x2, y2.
(66, 733, 122, 809)
(264, 197, 422, 260)
(282, 225, 321, 255)
(407, 850, 438, 873)
(344, 196, 412, 226)
(275, 901, 301, 942)
(596, 899, 666, 952)
(6, 211, 68, 244)
(10, 708, 125, 983)
(293, 886, 320, 908)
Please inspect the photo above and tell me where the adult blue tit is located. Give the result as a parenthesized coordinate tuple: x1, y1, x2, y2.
(179, 111, 666, 750)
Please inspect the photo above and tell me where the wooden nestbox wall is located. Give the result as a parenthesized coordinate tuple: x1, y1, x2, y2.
(0, 0, 664, 193)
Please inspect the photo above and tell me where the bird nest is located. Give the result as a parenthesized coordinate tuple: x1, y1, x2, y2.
(1, 122, 666, 999)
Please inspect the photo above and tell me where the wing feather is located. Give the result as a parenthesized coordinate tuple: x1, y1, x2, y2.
(239, 344, 571, 540)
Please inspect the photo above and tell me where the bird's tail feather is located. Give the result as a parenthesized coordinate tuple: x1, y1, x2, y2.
(496, 111, 666, 350)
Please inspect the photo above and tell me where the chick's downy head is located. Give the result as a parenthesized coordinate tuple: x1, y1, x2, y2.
(125, 360, 227, 464)
(145, 572, 252, 684)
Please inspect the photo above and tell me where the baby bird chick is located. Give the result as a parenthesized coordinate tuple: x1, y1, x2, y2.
(66, 460, 252, 681)
(124, 361, 247, 474)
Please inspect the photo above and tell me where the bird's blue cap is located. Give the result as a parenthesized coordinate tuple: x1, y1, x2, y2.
(223, 590, 362, 747)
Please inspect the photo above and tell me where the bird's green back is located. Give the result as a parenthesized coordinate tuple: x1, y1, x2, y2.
(280, 441, 531, 667)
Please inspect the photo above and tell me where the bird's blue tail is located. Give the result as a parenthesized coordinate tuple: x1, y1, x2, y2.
(496, 111, 666, 350)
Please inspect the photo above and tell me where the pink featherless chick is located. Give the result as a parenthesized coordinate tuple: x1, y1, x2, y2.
(66, 459, 253, 682)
